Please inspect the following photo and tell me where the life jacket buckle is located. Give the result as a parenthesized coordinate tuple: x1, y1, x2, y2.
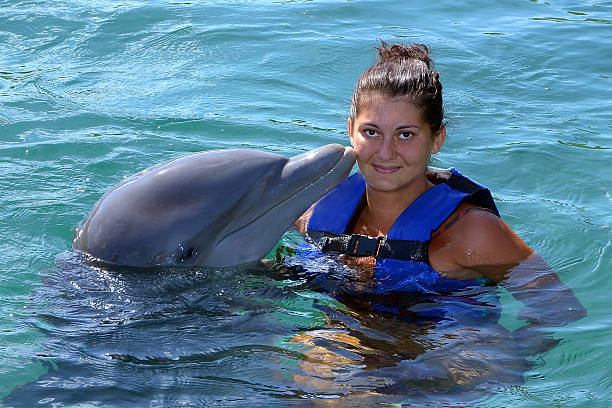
(348, 234, 385, 257)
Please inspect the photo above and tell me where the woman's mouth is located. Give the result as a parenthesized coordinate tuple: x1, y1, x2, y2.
(372, 164, 400, 174)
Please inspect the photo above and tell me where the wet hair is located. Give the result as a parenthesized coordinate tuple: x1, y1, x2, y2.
(349, 42, 444, 134)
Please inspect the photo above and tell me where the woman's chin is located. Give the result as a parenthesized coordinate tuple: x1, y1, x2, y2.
(365, 179, 402, 192)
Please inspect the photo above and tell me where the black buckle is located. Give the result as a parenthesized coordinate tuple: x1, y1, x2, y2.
(347, 234, 385, 257)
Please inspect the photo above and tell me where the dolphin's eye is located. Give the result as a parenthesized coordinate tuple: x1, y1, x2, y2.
(178, 247, 197, 263)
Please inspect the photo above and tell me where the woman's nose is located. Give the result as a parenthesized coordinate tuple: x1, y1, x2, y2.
(377, 136, 395, 160)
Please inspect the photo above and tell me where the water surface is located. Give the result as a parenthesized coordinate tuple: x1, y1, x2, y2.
(1, 0, 611, 406)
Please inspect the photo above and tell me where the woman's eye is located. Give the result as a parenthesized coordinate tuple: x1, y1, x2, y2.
(399, 131, 414, 140)
(364, 129, 378, 137)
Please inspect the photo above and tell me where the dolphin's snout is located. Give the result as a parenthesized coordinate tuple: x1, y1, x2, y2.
(309, 143, 352, 161)
(281, 144, 355, 192)
(341, 145, 356, 163)
(287, 144, 354, 169)
(324, 143, 355, 165)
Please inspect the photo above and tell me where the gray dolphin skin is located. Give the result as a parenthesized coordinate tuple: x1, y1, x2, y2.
(73, 144, 355, 268)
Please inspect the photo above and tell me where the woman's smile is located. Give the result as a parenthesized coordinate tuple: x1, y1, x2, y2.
(348, 94, 445, 194)
(372, 164, 401, 174)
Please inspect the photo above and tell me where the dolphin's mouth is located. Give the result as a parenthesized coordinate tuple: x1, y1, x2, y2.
(211, 145, 355, 264)
(227, 145, 354, 236)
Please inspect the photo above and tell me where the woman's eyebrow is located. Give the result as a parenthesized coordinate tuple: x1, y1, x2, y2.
(358, 122, 379, 128)
(357, 122, 421, 129)
(395, 123, 420, 129)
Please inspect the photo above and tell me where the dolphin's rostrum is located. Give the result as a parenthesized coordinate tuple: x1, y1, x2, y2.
(73, 144, 356, 267)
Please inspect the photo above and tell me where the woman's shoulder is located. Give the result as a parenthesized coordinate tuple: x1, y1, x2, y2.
(294, 207, 314, 235)
(429, 202, 533, 281)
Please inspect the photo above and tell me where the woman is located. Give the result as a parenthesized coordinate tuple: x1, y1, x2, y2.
(294, 42, 585, 341)
(286, 43, 586, 396)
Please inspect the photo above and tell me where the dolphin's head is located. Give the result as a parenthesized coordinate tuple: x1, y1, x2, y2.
(73, 144, 355, 268)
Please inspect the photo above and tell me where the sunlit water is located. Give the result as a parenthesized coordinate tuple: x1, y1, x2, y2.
(1, 0, 611, 406)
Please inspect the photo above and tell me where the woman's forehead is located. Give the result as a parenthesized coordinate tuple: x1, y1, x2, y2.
(355, 94, 423, 120)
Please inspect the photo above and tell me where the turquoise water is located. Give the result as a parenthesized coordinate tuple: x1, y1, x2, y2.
(1, 0, 611, 406)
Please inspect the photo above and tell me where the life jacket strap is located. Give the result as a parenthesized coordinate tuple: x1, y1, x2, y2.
(319, 233, 429, 263)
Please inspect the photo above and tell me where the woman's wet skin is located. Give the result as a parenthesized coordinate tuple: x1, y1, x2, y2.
(348, 94, 445, 237)
(344, 93, 533, 282)
(293, 90, 586, 346)
(290, 44, 586, 392)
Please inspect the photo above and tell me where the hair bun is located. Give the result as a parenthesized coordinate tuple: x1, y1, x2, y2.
(376, 42, 432, 68)
(350, 41, 443, 132)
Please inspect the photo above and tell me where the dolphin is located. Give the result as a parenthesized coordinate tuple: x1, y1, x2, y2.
(72, 144, 355, 268)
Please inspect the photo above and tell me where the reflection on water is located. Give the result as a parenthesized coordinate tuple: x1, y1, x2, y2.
(5, 248, 582, 407)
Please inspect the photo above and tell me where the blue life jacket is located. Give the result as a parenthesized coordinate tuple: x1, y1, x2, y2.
(306, 168, 499, 295)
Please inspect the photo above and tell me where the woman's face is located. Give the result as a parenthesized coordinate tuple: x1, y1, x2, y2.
(349, 94, 445, 193)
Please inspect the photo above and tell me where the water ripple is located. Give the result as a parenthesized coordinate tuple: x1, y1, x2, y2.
(2, 0, 611, 405)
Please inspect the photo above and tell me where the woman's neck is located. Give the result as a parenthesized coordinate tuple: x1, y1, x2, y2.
(354, 174, 434, 236)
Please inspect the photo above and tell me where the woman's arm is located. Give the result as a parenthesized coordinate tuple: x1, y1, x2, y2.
(441, 209, 586, 322)
(499, 253, 588, 355)
(499, 253, 587, 326)
(439, 209, 586, 354)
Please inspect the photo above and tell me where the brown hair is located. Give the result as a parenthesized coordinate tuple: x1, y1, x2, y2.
(349, 42, 444, 134)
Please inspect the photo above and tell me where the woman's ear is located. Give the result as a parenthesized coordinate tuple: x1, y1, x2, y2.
(348, 119, 355, 147)
(431, 125, 447, 154)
